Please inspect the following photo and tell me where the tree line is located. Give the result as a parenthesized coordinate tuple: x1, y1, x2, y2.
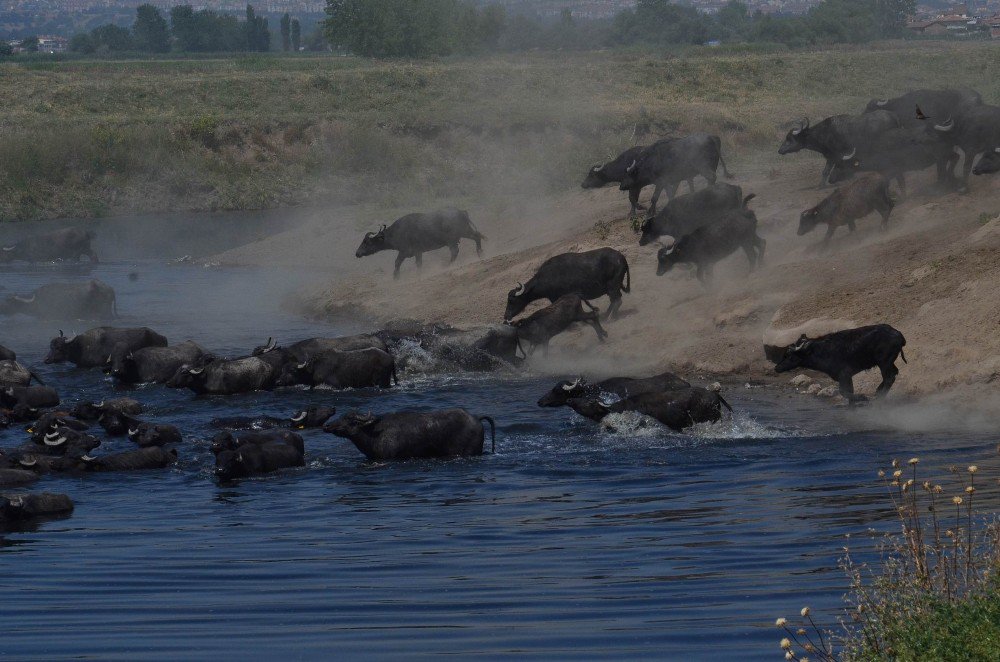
(68, 4, 311, 54)
(322, 0, 919, 57)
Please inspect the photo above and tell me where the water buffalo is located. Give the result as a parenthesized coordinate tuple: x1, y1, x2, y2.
(0, 469, 40, 488)
(972, 146, 1000, 175)
(356, 208, 485, 278)
(45, 327, 169, 368)
(109, 340, 206, 384)
(375, 322, 521, 371)
(27, 412, 89, 442)
(0, 493, 74, 524)
(0, 227, 97, 264)
(774, 324, 907, 402)
(251, 334, 388, 361)
(128, 423, 182, 448)
(71, 398, 143, 421)
(505, 248, 630, 321)
(81, 447, 177, 472)
(277, 348, 397, 389)
(537, 371, 691, 407)
(618, 133, 732, 215)
(213, 435, 304, 481)
(1, 385, 59, 410)
(864, 88, 982, 128)
(798, 173, 894, 247)
(638, 183, 746, 246)
(565, 385, 731, 431)
(211, 407, 336, 431)
(930, 105, 1000, 188)
(211, 430, 305, 456)
(166, 356, 280, 395)
(508, 294, 607, 355)
(0, 280, 116, 320)
(778, 112, 900, 186)
(581, 145, 650, 214)
(0, 360, 44, 388)
(656, 199, 765, 284)
(21, 428, 101, 457)
(324, 409, 496, 461)
(829, 126, 958, 193)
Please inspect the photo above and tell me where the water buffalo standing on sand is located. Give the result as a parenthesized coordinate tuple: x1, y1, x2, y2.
(829, 126, 958, 193)
(356, 208, 485, 278)
(798, 173, 894, 247)
(778, 112, 900, 186)
(0, 227, 97, 264)
(45, 327, 168, 368)
(774, 324, 907, 403)
(324, 409, 496, 461)
(581, 145, 650, 214)
(863, 88, 982, 128)
(537, 371, 691, 407)
(930, 104, 1000, 189)
(508, 294, 607, 356)
(638, 183, 746, 246)
(505, 248, 630, 321)
(0, 280, 116, 320)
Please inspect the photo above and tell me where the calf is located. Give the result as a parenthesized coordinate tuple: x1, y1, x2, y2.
(638, 183, 747, 246)
(508, 294, 607, 355)
(356, 208, 485, 278)
(565, 385, 731, 431)
(656, 200, 765, 284)
(324, 409, 496, 461)
(798, 173, 894, 247)
(537, 371, 690, 407)
(505, 248, 630, 320)
(774, 324, 907, 402)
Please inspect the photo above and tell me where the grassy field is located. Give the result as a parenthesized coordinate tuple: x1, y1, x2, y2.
(1, 41, 999, 221)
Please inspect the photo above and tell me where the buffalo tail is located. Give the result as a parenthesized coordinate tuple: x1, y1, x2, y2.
(479, 416, 496, 453)
(717, 393, 734, 414)
(622, 259, 631, 293)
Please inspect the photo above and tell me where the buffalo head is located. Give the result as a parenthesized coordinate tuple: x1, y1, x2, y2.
(797, 206, 824, 236)
(290, 406, 336, 429)
(214, 448, 248, 482)
(774, 335, 812, 373)
(165, 364, 207, 391)
(251, 337, 278, 356)
(973, 147, 1000, 176)
(537, 377, 587, 407)
(0, 244, 17, 263)
(778, 117, 810, 155)
(504, 282, 531, 322)
(323, 410, 377, 437)
(828, 147, 860, 184)
(581, 163, 609, 189)
(656, 242, 682, 276)
(356, 225, 388, 258)
(618, 159, 640, 191)
(276, 359, 312, 388)
(44, 330, 73, 364)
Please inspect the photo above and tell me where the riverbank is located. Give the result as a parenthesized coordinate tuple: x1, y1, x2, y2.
(2, 42, 1000, 222)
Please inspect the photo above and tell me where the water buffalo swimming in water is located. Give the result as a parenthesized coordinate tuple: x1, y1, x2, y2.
(252, 335, 388, 360)
(1, 385, 59, 410)
(166, 356, 281, 396)
(774, 324, 907, 403)
(356, 208, 485, 278)
(505, 248, 630, 321)
(324, 409, 496, 461)
(565, 385, 731, 432)
(0, 493, 73, 526)
(537, 371, 691, 407)
(108, 340, 207, 384)
(0, 360, 45, 388)
(213, 432, 304, 481)
(71, 398, 143, 422)
(45, 327, 168, 368)
(0, 227, 97, 264)
(210, 406, 337, 431)
(277, 348, 398, 389)
(0, 280, 116, 320)
(78, 447, 178, 472)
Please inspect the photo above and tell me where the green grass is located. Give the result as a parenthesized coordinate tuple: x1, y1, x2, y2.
(2, 41, 1000, 220)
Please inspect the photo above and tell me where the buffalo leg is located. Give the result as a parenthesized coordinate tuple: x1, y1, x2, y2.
(474, 236, 483, 256)
(605, 291, 622, 320)
(847, 220, 857, 233)
(820, 161, 833, 187)
(741, 243, 757, 271)
(415, 253, 423, 269)
(687, 178, 696, 193)
(628, 188, 646, 214)
(582, 311, 608, 341)
(448, 244, 459, 263)
(960, 151, 977, 191)
(875, 363, 898, 397)
(648, 184, 663, 216)
(821, 224, 837, 249)
(393, 253, 405, 279)
(895, 174, 906, 196)
(755, 235, 766, 265)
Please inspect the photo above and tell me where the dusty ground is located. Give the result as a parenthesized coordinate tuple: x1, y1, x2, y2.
(212, 153, 1000, 400)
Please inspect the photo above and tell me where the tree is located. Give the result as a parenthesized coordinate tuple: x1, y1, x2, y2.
(0, 41, 12, 57)
(134, 4, 171, 53)
(291, 19, 301, 51)
(69, 33, 96, 54)
(91, 24, 134, 52)
(718, 0, 751, 40)
(324, 0, 460, 58)
(280, 12, 291, 51)
(19, 36, 39, 52)
(244, 4, 270, 52)
(872, 0, 916, 36)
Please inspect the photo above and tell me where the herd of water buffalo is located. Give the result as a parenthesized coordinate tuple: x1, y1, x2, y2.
(1, 87, 996, 528)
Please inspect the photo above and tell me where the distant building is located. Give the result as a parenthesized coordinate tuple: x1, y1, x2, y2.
(37, 35, 67, 53)
(907, 13, 977, 34)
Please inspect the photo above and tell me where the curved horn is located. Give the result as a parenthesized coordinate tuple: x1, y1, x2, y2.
(44, 435, 67, 447)
(592, 163, 605, 172)
(513, 281, 525, 296)
(12, 294, 35, 303)
(189, 367, 204, 375)
(875, 99, 888, 107)
(19, 457, 36, 467)
(934, 118, 954, 132)
(364, 231, 376, 239)
(59, 330, 65, 338)
(97, 400, 105, 407)
(290, 411, 307, 423)
(81, 454, 96, 462)
(296, 361, 308, 370)
(842, 147, 856, 161)
(1, 245, 15, 251)
(44, 431, 60, 441)
(626, 159, 637, 173)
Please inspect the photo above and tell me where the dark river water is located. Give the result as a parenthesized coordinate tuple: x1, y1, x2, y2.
(0, 223, 997, 660)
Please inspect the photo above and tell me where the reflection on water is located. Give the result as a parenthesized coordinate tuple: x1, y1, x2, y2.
(1, 257, 997, 660)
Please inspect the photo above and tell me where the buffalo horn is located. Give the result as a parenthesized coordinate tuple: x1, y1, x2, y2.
(189, 367, 204, 375)
(841, 148, 856, 161)
(290, 411, 307, 423)
(875, 99, 888, 106)
(626, 159, 637, 173)
(933, 118, 954, 132)
(296, 361, 308, 370)
(513, 282, 525, 296)
(1, 245, 14, 252)
(19, 458, 36, 467)
(364, 231, 376, 239)
(592, 163, 605, 172)
(81, 455, 96, 462)
(45, 435, 68, 447)
(995, 147, 1000, 153)
(128, 428, 139, 437)
(13, 294, 35, 303)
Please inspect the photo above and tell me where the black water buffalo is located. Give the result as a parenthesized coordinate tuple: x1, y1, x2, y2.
(28, 412, 89, 442)
(973, 146, 1000, 175)
(778, 112, 900, 186)
(376, 322, 521, 371)
(618, 133, 732, 215)
(213, 435, 304, 481)
(508, 294, 607, 355)
(0, 493, 74, 523)
(166, 356, 280, 395)
(81, 447, 177, 472)
(639, 184, 748, 246)
(581, 145, 650, 214)
(0, 227, 97, 264)
(1, 385, 59, 410)
(252, 334, 388, 361)
(45, 327, 168, 368)
(210, 407, 336, 431)
(505, 248, 630, 321)
(565, 385, 731, 431)
(23, 428, 100, 457)
(0, 280, 116, 320)
(356, 208, 485, 278)
(537, 371, 691, 407)
(324, 409, 496, 461)
(0, 344, 16, 361)
(109, 340, 206, 384)
(774, 324, 907, 402)
(798, 173, 894, 247)
(930, 104, 1000, 188)
(211, 430, 305, 456)
(128, 423, 182, 448)
(71, 398, 143, 421)
(656, 200, 765, 284)
(829, 126, 958, 193)
(864, 88, 982, 128)
(0, 469, 40, 488)
(277, 348, 397, 389)
(0, 360, 44, 388)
